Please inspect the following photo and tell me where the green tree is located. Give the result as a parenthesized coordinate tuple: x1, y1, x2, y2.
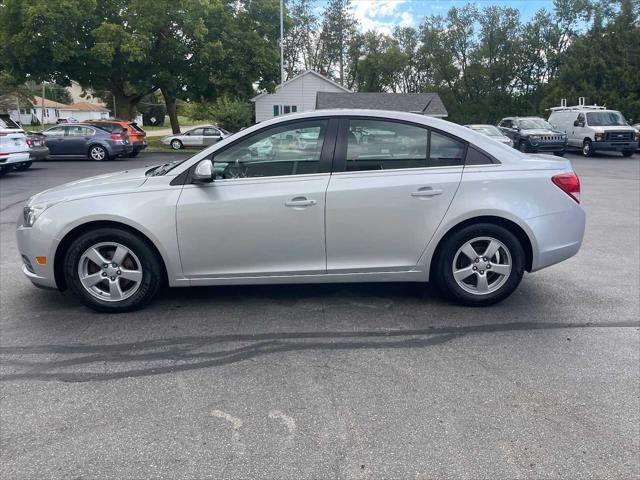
(320, 0, 356, 85)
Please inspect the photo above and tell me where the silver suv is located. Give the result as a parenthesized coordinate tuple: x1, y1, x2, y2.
(548, 98, 638, 157)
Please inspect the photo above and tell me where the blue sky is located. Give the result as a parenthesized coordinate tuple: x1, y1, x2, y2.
(340, 0, 557, 33)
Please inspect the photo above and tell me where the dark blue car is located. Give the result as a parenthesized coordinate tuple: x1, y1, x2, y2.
(42, 124, 133, 161)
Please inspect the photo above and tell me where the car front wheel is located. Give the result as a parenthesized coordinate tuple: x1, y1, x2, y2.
(518, 141, 528, 153)
(89, 145, 109, 161)
(435, 224, 525, 306)
(13, 161, 33, 171)
(582, 139, 594, 157)
(622, 150, 634, 157)
(170, 139, 183, 150)
(63, 228, 162, 312)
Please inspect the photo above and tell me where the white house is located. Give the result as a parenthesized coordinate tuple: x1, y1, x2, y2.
(9, 96, 109, 125)
(251, 70, 351, 123)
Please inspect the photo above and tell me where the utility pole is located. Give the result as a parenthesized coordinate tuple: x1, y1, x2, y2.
(41, 82, 45, 127)
(280, 0, 284, 84)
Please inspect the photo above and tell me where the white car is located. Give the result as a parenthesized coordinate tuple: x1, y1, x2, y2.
(0, 118, 30, 176)
(548, 99, 638, 157)
(17, 110, 585, 312)
(464, 124, 513, 147)
(162, 125, 230, 149)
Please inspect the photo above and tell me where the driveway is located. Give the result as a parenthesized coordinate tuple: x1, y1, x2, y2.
(1, 151, 638, 479)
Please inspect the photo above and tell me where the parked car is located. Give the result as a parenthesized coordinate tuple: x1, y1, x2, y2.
(0, 117, 30, 176)
(41, 124, 133, 160)
(56, 117, 79, 124)
(464, 124, 513, 147)
(162, 125, 230, 149)
(83, 119, 148, 157)
(0, 114, 47, 170)
(548, 100, 638, 157)
(17, 110, 585, 312)
(498, 117, 568, 156)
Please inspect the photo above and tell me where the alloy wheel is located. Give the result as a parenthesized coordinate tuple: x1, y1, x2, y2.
(90, 146, 106, 161)
(77, 242, 143, 302)
(452, 236, 512, 295)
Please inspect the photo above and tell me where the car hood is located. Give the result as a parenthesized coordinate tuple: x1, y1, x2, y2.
(590, 125, 636, 132)
(28, 167, 150, 206)
(522, 128, 563, 135)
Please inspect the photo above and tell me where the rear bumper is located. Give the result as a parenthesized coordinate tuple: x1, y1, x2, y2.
(29, 147, 49, 161)
(109, 144, 134, 157)
(0, 151, 30, 166)
(132, 140, 147, 152)
(593, 140, 638, 152)
(527, 205, 586, 272)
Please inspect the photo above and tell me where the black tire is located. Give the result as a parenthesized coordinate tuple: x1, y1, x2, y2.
(0, 166, 8, 177)
(582, 139, 594, 157)
(170, 139, 183, 150)
(88, 144, 110, 161)
(622, 150, 634, 157)
(518, 141, 528, 153)
(63, 228, 163, 312)
(128, 150, 140, 158)
(435, 223, 525, 306)
(13, 161, 33, 171)
(553, 151, 565, 157)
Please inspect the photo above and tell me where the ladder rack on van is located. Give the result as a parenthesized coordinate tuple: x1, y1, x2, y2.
(548, 97, 608, 112)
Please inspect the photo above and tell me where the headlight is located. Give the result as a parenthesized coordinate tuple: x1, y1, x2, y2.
(530, 135, 540, 140)
(23, 204, 49, 227)
(595, 132, 605, 141)
(635, 131, 640, 141)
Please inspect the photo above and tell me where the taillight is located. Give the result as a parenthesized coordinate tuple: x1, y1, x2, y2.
(111, 134, 123, 141)
(26, 139, 33, 147)
(552, 173, 580, 203)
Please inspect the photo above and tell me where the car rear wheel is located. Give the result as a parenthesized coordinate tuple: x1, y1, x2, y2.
(128, 150, 140, 158)
(13, 161, 33, 171)
(0, 166, 8, 176)
(622, 150, 634, 157)
(435, 224, 525, 306)
(582, 139, 594, 157)
(170, 139, 183, 150)
(89, 145, 109, 161)
(63, 228, 162, 312)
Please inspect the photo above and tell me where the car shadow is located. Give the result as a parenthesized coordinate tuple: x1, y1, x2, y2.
(2, 282, 638, 384)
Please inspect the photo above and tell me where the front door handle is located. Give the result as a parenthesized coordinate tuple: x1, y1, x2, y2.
(285, 197, 317, 207)
(411, 187, 443, 198)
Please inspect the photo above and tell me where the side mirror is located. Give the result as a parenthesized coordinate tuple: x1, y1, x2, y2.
(193, 159, 214, 183)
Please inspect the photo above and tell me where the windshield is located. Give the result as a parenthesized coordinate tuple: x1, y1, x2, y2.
(586, 111, 627, 126)
(518, 118, 553, 130)
(469, 125, 503, 136)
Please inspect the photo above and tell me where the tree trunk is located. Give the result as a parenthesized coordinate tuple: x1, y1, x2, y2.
(113, 93, 134, 121)
(161, 87, 180, 134)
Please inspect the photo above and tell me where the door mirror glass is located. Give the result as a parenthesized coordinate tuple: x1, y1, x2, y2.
(573, 120, 580, 127)
(193, 159, 214, 183)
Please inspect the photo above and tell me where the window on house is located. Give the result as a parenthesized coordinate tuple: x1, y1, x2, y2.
(283, 105, 291, 114)
(273, 105, 280, 116)
(291, 105, 297, 112)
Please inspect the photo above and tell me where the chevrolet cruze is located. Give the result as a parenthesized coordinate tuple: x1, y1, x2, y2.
(17, 110, 585, 312)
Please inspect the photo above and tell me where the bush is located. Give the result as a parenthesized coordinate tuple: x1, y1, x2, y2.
(186, 97, 253, 132)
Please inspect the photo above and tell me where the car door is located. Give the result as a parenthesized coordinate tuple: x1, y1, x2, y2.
(42, 126, 67, 155)
(570, 113, 586, 147)
(176, 118, 337, 279)
(65, 125, 94, 155)
(183, 128, 204, 147)
(325, 118, 464, 273)
(203, 128, 222, 146)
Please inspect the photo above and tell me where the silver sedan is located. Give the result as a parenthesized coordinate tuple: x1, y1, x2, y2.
(465, 124, 513, 147)
(161, 125, 230, 149)
(17, 109, 585, 312)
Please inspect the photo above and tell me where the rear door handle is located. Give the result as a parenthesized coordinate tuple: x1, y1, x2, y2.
(411, 187, 443, 198)
(285, 197, 317, 207)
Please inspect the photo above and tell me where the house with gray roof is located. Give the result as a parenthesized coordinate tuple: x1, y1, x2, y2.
(316, 92, 448, 117)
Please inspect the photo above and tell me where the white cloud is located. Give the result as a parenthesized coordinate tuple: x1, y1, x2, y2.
(350, 0, 415, 33)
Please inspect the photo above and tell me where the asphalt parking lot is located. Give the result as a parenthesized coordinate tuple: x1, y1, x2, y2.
(1, 150, 639, 479)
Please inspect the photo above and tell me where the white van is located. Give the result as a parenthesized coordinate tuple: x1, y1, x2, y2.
(548, 98, 638, 157)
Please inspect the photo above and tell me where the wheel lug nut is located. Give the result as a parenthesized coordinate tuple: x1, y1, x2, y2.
(112, 263, 117, 267)
(103, 264, 108, 268)
(102, 272, 107, 277)
(472, 266, 477, 271)
(475, 258, 480, 263)
(110, 276, 116, 281)
(116, 270, 121, 275)
(487, 265, 491, 269)
(483, 257, 487, 261)
(479, 270, 484, 274)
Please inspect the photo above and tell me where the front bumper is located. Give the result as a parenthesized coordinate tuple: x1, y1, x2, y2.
(16, 224, 59, 289)
(592, 140, 638, 152)
(527, 139, 567, 153)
